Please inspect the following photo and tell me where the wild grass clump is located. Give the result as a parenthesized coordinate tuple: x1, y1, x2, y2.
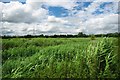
(86, 37, 117, 78)
(90, 34, 96, 40)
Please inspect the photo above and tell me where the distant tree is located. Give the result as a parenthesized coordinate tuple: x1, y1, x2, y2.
(78, 32, 83, 36)
(25, 35, 32, 38)
(39, 34, 44, 37)
(77, 32, 87, 37)
(78, 32, 83, 37)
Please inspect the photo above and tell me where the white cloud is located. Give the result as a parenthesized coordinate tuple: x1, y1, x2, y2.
(44, 0, 77, 10)
(85, 2, 101, 13)
(47, 16, 68, 24)
(83, 14, 118, 34)
(1, 1, 48, 23)
(26, 0, 77, 10)
(0, 0, 119, 35)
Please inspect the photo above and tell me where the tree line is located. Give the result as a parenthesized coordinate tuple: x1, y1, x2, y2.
(1, 32, 120, 39)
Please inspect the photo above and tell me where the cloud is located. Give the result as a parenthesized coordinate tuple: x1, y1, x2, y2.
(1, 1, 48, 23)
(47, 16, 68, 24)
(83, 14, 118, 34)
(0, 0, 118, 36)
(26, 0, 77, 10)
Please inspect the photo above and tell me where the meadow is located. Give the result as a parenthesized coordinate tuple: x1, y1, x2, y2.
(1, 37, 119, 78)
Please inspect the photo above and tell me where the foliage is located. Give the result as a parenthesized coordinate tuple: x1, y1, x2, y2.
(90, 34, 96, 40)
(1, 32, 119, 39)
(2, 38, 118, 78)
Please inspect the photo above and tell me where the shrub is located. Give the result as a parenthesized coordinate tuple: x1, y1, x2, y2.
(90, 34, 96, 40)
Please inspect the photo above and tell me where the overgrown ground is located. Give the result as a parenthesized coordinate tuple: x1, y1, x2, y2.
(1, 37, 119, 78)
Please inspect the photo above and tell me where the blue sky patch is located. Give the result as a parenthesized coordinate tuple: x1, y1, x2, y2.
(92, 9, 104, 15)
(100, 2, 113, 9)
(48, 6, 69, 17)
(74, 2, 92, 10)
(92, 2, 114, 15)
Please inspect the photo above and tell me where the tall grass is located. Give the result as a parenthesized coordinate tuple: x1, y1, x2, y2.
(2, 38, 118, 78)
(86, 38, 117, 78)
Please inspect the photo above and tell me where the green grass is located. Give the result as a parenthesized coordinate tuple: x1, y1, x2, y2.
(2, 37, 119, 78)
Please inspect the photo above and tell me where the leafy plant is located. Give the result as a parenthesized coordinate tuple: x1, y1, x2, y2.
(90, 34, 96, 40)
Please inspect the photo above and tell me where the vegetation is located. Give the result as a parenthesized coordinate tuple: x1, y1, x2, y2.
(90, 34, 96, 40)
(2, 37, 119, 78)
(1, 32, 119, 39)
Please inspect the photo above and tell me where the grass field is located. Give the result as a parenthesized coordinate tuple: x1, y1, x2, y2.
(1, 37, 119, 78)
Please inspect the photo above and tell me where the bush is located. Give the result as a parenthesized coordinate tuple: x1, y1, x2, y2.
(91, 34, 96, 40)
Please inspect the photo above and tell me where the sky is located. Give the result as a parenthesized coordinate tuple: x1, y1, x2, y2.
(0, 0, 119, 36)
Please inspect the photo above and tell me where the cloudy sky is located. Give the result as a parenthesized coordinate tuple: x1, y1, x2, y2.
(0, 0, 119, 36)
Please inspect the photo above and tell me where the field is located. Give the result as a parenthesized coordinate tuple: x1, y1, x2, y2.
(1, 37, 119, 78)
